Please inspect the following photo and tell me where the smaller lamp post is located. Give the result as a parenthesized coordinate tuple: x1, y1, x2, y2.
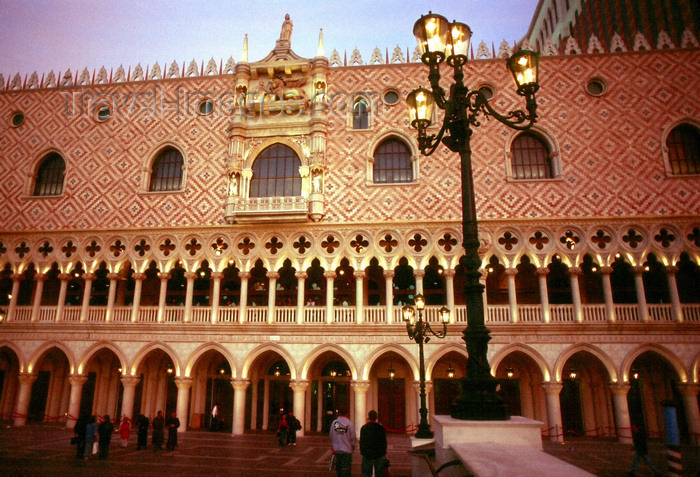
(402, 294, 450, 438)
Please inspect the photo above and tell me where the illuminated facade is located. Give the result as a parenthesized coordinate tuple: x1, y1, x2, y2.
(0, 11, 699, 444)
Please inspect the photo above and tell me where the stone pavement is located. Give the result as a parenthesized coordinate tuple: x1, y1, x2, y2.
(0, 423, 698, 476)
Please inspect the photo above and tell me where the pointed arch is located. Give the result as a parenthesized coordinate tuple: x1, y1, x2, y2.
(490, 343, 553, 382)
(241, 343, 298, 380)
(185, 342, 239, 378)
(28, 340, 76, 374)
(78, 341, 129, 375)
(129, 341, 182, 377)
(621, 343, 689, 383)
(554, 343, 617, 382)
(300, 344, 359, 380)
(362, 344, 417, 381)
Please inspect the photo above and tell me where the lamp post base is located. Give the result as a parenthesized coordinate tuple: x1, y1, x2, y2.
(450, 376, 510, 421)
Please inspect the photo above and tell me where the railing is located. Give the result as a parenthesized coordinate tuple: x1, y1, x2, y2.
(5, 302, 699, 325)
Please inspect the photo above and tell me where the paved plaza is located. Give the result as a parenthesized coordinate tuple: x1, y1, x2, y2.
(0, 423, 698, 476)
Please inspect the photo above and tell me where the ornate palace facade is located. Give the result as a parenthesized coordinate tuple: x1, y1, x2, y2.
(0, 10, 699, 445)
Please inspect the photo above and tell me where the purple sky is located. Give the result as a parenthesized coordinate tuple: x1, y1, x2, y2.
(0, 0, 539, 78)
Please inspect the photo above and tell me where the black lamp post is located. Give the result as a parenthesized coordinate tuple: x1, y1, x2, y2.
(407, 12, 541, 421)
(402, 294, 450, 438)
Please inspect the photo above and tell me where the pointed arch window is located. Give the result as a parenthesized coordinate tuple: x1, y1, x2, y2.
(373, 138, 413, 183)
(33, 152, 65, 196)
(666, 123, 700, 175)
(149, 147, 184, 192)
(510, 132, 553, 180)
(353, 97, 369, 129)
(250, 144, 302, 197)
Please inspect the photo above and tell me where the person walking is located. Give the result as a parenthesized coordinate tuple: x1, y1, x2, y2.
(277, 411, 289, 446)
(119, 416, 130, 447)
(137, 414, 149, 450)
(627, 425, 661, 476)
(84, 415, 97, 460)
(152, 410, 165, 451)
(210, 402, 220, 432)
(166, 411, 180, 452)
(286, 411, 300, 445)
(330, 407, 356, 477)
(360, 410, 387, 477)
(73, 411, 89, 460)
(97, 415, 115, 460)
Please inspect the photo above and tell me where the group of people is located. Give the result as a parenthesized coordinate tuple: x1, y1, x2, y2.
(73, 410, 181, 460)
(330, 408, 388, 477)
(276, 410, 302, 446)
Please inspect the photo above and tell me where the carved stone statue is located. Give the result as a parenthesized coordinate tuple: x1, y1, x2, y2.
(280, 14, 293, 41)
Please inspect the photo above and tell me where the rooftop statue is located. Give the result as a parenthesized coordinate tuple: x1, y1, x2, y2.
(280, 14, 293, 41)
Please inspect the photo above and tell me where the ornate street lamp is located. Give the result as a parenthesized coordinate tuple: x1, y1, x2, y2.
(408, 12, 540, 421)
(403, 293, 450, 438)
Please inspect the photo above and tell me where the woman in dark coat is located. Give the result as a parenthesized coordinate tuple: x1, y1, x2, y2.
(166, 411, 180, 451)
(137, 414, 149, 450)
(97, 414, 115, 460)
(152, 410, 165, 451)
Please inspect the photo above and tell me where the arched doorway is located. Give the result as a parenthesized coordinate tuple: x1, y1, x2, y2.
(307, 351, 351, 433)
(29, 347, 70, 422)
(190, 350, 233, 431)
(371, 352, 409, 433)
(245, 351, 292, 432)
(82, 348, 123, 420)
(134, 349, 178, 421)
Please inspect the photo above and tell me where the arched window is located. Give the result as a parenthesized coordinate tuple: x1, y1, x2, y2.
(33, 152, 65, 196)
(353, 97, 369, 129)
(250, 144, 301, 197)
(666, 123, 700, 175)
(510, 132, 552, 180)
(149, 147, 183, 192)
(373, 138, 413, 183)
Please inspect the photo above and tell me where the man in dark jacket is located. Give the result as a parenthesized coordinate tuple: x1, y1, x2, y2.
(73, 411, 89, 459)
(360, 410, 387, 477)
(97, 414, 115, 460)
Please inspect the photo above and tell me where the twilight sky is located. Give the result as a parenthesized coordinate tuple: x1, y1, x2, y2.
(0, 0, 539, 78)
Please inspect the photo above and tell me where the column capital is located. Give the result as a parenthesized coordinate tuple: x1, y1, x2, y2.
(211, 271, 224, 279)
(157, 272, 171, 280)
(676, 382, 700, 397)
(505, 267, 518, 277)
(107, 272, 120, 280)
(58, 273, 72, 281)
(230, 378, 251, 391)
(608, 382, 631, 395)
(295, 271, 308, 279)
(82, 272, 96, 281)
(324, 271, 337, 279)
(238, 271, 251, 280)
(383, 270, 395, 279)
(10, 273, 24, 281)
(289, 380, 310, 392)
(120, 375, 141, 387)
(536, 267, 550, 276)
(132, 272, 145, 281)
(599, 266, 613, 275)
(413, 269, 426, 278)
(567, 266, 583, 276)
(665, 265, 679, 275)
(34, 273, 48, 282)
(353, 270, 366, 280)
(69, 374, 89, 386)
(351, 381, 371, 393)
(442, 269, 456, 278)
(266, 271, 280, 280)
(632, 265, 645, 275)
(184, 271, 198, 280)
(18, 373, 38, 385)
(542, 382, 563, 394)
(174, 377, 194, 389)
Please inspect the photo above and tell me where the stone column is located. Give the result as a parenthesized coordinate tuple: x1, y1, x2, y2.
(156, 272, 170, 323)
(267, 271, 279, 324)
(295, 271, 307, 324)
(238, 271, 250, 323)
(290, 380, 309, 437)
(354, 271, 365, 324)
(184, 271, 197, 323)
(633, 265, 648, 322)
(599, 266, 615, 322)
(677, 383, 700, 446)
(14, 373, 38, 427)
(665, 265, 683, 323)
(414, 269, 425, 295)
(30, 273, 47, 322)
(231, 379, 250, 435)
(506, 268, 519, 323)
(79, 272, 95, 322)
(56, 273, 70, 322)
(105, 272, 119, 322)
(352, 381, 370, 439)
(383, 270, 395, 324)
(568, 267, 583, 323)
(174, 377, 193, 432)
(66, 375, 88, 429)
(543, 382, 564, 443)
(536, 267, 550, 323)
(130, 273, 145, 323)
(262, 379, 270, 430)
(7, 273, 23, 322)
(443, 269, 456, 324)
(210, 271, 223, 324)
(324, 271, 336, 324)
(609, 382, 632, 444)
(250, 377, 258, 430)
(119, 375, 141, 423)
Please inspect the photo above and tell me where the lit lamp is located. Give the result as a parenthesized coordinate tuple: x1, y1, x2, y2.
(402, 293, 450, 438)
(0, 309, 6, 323)
(387, 364, 396, 381)
(568, 368, 578, 380)
(447, 364, 455, 379)
(408, 12, 541, 421)
(631, 368, 640, 380)
(166, 365, 174, 374)
(506, 366, 515, 379)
